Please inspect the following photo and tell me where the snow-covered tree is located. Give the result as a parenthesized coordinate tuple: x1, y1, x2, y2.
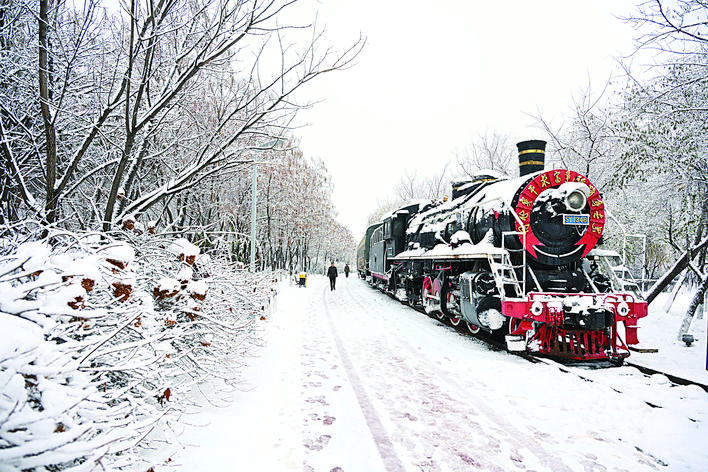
(395, 162, 453, 203)
(1, 0, 363, 235)
(535, 83, 621, 192)
(455, 131, 516, 178)
(613, 0, 708, 309)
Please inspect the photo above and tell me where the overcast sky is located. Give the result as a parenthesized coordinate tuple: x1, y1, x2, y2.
(293, 0, 640, 240)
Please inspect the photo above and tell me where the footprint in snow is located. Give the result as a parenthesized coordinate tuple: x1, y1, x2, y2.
(303, 434, 332, 451)
(306, 395, 329, 406)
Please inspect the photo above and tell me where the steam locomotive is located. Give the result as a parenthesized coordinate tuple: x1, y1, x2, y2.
(356, 140, 647, 362)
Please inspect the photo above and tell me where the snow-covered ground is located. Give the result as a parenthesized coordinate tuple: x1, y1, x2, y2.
(172, 274, 708, 471)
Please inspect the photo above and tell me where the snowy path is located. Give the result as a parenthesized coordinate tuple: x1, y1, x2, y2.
(174, 275, 708, 471)
(319, 279, 570, 471)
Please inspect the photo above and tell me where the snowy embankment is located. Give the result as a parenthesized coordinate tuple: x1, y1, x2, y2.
(0, 232, 275, 471)
(629, 290, 708, 386)
(176, 274, 708, 472)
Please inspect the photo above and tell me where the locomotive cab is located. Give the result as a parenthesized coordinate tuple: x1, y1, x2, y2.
(368, 201, 429, 289)
(383, 208, 409, 258)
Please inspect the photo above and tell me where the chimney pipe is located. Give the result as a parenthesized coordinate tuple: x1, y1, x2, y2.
(516, 140, 546, 177)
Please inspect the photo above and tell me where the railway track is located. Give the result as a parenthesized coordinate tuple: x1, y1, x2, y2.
(623, 361, 708, 394)
(369, 280, 708, 396)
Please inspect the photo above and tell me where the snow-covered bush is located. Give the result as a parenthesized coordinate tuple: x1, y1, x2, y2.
(0, 228, 276, 470)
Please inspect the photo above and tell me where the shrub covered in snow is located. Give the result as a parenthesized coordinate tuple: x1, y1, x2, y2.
(0, 228, 277, 470)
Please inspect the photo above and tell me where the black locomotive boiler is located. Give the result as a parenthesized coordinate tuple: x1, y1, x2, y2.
(357, 140, 647, 362)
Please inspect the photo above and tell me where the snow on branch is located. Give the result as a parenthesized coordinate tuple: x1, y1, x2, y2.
(0, 227, 278, 470)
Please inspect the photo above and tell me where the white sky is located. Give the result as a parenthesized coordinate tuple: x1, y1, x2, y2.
(293, 0, 639, 239)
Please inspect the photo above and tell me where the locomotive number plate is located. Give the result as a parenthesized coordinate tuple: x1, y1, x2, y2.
(563, 214, 589, 225)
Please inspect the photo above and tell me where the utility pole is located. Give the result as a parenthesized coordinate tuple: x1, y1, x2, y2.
(250, 162, 257, 272)
(250, 139, 283, 272)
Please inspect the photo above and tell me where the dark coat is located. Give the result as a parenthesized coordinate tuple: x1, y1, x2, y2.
(327, 265, 338, 279)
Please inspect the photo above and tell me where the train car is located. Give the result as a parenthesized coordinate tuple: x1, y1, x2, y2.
(360, 140, 648, 363)
(357, 223, 382, 279)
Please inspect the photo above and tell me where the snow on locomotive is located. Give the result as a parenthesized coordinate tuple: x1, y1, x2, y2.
(357, 140, 647, 362)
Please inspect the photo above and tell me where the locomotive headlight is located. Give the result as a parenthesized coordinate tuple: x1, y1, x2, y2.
(530, 301, 544, 316)
(617, 302, 630, 317)
(558, 182, 590, 212)
(565, 190, 587, 211)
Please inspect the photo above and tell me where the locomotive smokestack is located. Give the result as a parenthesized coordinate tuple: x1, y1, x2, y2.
(516, 140, 546, 177)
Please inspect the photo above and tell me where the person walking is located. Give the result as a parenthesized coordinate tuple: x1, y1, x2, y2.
(327, 262, 338, 291)
(344, 263, 350, 278)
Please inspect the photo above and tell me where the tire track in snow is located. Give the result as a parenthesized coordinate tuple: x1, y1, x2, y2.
(342, 280, 574, 472)
(321, 287, 407, 472)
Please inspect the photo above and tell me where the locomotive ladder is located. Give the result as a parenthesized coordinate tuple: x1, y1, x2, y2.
(487, 252, 524, 299)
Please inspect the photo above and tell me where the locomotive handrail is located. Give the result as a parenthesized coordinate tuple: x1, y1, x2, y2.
(605, 209, 647, 283)
(487, 251, 524, 299)
(525, 258, 543, 292)
(582, 267, 601, 293)
(504, 198, 528, 293)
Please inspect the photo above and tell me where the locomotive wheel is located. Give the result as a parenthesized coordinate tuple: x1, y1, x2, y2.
(406, 281, 417, 307)
(422, 283, 436, 315)
(443, 288, 460, 326)
(466, 322, 481, 334)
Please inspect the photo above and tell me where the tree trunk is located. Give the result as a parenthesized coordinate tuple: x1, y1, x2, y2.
(102, 0, 137, 231)
(103, 139, 134, 231)
(38, 0, 57, 224)
(677, 273, 708, 341)
(119, 131, 151, 215)
(646, 235, 708, 305)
